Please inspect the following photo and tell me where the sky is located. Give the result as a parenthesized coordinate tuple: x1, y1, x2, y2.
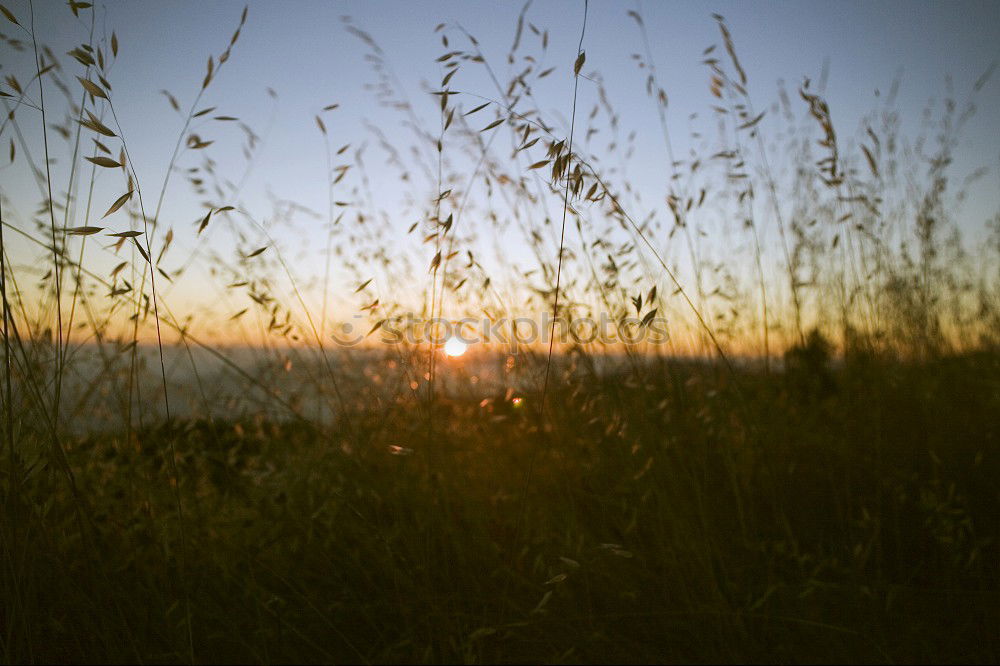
(1, 0, 999, 345)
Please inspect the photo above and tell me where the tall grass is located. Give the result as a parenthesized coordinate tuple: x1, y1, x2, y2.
(1, 1, 998, 663)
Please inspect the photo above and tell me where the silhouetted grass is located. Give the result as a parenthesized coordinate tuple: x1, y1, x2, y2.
(1, 1, 998, 663)
(4, 352, 998, 662)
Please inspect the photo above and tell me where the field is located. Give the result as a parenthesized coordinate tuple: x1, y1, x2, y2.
(1, 1, 999, 663)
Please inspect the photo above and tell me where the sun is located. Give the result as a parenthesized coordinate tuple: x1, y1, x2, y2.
(443, 337, 468, 357)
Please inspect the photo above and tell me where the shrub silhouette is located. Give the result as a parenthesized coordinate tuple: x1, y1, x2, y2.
(784, 329, 836, 401)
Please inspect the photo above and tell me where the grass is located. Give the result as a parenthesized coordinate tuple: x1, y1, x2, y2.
(4, 352, 999, 662)
(1, 1, 999, 663)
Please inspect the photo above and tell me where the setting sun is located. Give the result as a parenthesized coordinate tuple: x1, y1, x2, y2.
(443, 337, 468, 357)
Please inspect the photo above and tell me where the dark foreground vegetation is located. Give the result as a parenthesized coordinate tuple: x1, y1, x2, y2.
(4, 349, 998, 663)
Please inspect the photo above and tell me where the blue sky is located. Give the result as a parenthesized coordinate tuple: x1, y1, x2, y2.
(2, 0, 998, 342)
